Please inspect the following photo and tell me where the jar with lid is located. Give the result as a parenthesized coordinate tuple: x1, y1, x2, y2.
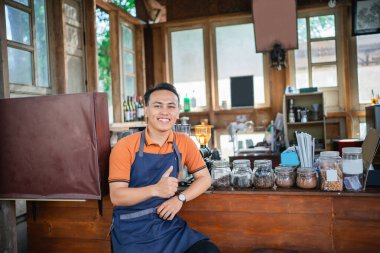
(342, 147, 364, 191)
(231, 159, 253, 188)
(253, 160, 274, 189)
(296, 167, 318, 189)
(211, 160, 231, 188)
(318, 151, 343, 191)
(275, 166, 295, 188)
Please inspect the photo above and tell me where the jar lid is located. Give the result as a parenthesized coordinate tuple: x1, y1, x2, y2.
(212, 160, 230, 168)
(232, 159, 250, 165)
(275, 166, 294, 173)
(320, 151, 339, 157)
(342, 147, 362, 154)
(297, 167, 317, 174)
(253, 159, 272, 166)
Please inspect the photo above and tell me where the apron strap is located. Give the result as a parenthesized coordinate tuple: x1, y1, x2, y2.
(172, 136, 182, 174)
(138, 130, 146, 158)
(139, 129, 182, 174)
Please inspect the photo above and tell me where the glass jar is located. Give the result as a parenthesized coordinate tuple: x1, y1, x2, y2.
(342, 147, 364, 191)
(275, 166, 295, 188)
(318, 151, 343, 191)
(253, 160, 274, 189)
(231, 159, 253, 188)
(211, 160, 231, 188)
(296, 167, 318, 189)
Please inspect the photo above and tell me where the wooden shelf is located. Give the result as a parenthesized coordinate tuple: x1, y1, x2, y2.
(283, 92, 326, 149)
(287, 120, 325, 126)
(109, 121, 146, 132)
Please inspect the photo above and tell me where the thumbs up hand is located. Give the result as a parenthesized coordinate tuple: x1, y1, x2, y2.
(153, 166, 178, 198)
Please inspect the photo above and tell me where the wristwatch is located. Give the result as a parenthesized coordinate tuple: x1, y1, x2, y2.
(178, 193, 186, 203)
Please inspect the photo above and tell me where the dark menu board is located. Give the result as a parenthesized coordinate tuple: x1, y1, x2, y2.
(0, 92, 110, 200)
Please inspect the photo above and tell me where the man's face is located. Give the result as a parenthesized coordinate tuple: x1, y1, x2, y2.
(145, 90, 180, 133)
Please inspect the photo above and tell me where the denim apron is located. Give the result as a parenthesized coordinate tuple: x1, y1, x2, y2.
(111, 130, 208, 253)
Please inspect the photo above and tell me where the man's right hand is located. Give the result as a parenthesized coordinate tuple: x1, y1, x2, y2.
(153, 166, 178, 198)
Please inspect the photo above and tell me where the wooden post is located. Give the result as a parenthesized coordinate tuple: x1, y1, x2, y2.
(0, 201, 17, 253)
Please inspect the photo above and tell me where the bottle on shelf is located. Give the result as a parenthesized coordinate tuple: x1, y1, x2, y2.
(191, 90, 197, 108)
(124, 96, 131, 122)
(129, 96, 136, 121)
(139, 96, 145, 121)
(123, 99, 128, 122)
(184, 93, 191, 112)
(288, 99, 295, 123)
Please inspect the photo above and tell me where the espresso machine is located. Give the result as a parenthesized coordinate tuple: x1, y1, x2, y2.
(194, 123, 221, 173)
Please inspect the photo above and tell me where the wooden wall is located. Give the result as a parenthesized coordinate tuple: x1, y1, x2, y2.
(27, 191, 380, 253)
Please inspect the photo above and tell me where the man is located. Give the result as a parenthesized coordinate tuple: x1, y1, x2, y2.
(109, 83, 220, 253)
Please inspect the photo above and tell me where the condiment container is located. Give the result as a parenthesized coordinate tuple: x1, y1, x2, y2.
(296, 167, 318, 189)
(318, 151, 343, 191)
(231, 159, 253, 188)
(342, 147, 364, 191)
(275, 166, 295, 188)
(211, 160, 231, 188)
(253, 160, 274, 189)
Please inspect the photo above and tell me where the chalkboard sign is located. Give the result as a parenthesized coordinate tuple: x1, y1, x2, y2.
(230, 75, 254, 107)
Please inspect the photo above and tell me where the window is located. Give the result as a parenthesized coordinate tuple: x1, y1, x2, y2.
(356, 33, 380, 104)
(4, 0, 50, 95)
(295, 15, 337, 88)
(214, 23, 265, 108)
(121, 23, 136, 98)
(170, 28, 207, 110)
(96, 7, 113, 123)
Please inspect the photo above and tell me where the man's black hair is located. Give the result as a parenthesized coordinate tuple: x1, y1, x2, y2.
(143, 82, 180, 106)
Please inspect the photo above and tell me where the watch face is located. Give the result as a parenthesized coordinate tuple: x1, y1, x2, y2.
(179, 193, 186, 202)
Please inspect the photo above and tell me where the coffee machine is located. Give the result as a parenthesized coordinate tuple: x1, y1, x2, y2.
(194, 123, 220, 173)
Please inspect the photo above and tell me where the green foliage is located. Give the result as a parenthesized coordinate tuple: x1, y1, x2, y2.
(112, 0, 136, 15)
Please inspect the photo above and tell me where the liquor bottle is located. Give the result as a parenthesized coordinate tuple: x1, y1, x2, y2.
(131, 96, 137, 121)
(139, 96, 145, 120)
(129, 96, 136, 121)
(183, 94, 190, 112)
(191, 90, 197, 108)
(125, 96, 130, 122)
(288, 99, 295, 123)
(123, 99, 127, 122)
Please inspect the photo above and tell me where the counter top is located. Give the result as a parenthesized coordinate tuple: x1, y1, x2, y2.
(205, 187, 380, 197)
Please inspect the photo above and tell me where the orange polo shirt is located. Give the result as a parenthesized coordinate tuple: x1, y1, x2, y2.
(109, 130, 206, 183)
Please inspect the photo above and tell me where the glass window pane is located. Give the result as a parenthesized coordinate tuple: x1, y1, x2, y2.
(7, 47, 32, 85)
(123, 76, 136, 98)
(215, 23, 264, 106)
(34, 0, 49, 87)
(96, 8, 113, 123)
(123, 51, 134, 74)
(171, 28, 207, 108)
(311, 40, 336, 63)
(295, 18, 309, 88)
(312, 65, 337, 87)
(122, 25, 133, 49)
(5, 5, 31, 45)
(310, 15, 335, 39)
(14, 0, 29, 6)
(356, 34, 380, 103)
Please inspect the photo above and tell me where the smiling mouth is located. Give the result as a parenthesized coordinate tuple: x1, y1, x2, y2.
(158, 118, 170, 122)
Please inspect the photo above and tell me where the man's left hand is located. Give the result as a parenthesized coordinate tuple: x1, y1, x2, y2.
(156, 196, 183, 220)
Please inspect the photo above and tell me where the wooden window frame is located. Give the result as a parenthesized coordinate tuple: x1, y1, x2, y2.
(2, 0, 52, 97)
(165, 14, 271, 113)
(167, 24, 209, 111)
(120, 21, 137, 99)
(96, 0, 145, 123)
(210, 17, 270, 110)
(289, 7, 345, 113)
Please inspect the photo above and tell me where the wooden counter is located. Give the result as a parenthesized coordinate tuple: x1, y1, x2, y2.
(27, 189, 380, 253)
